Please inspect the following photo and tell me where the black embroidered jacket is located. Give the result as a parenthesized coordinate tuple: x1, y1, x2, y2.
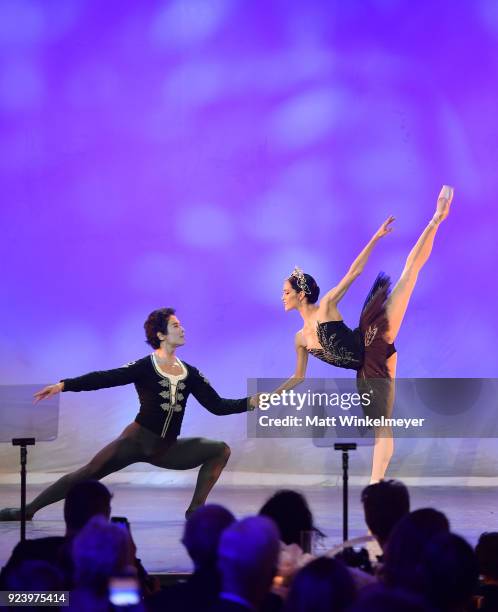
(61, 355, 249, 439)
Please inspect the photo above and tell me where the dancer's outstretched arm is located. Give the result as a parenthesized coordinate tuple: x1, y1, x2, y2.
(249, 332, 308, 408)
(34, 361, 143, 402)
(271, 331, 309, 395)
(321, 216, 395, 306)
(189, 366, 250, 414)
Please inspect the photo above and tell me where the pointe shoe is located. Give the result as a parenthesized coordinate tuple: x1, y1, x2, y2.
(434, 184, 454, 222)
(439, 184, 454, 203)
(0, 507, 33, 521)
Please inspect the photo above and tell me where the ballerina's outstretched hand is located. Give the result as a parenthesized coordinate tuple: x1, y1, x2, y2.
(373, 215, 396, 240)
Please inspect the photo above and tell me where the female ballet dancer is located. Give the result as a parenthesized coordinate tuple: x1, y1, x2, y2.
(278, 186, 454, 482)
(0, 308, 254, 521)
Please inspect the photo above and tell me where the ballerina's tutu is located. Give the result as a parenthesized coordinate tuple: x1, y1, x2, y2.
(308, 272, 396, 419)
(356, 272, 396, 419)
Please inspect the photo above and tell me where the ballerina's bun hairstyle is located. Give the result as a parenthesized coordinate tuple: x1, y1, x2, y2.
(144, 307, 176, 348)
(288, 267, 320, 304)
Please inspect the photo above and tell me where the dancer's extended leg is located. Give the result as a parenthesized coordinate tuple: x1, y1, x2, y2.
(384, 186, 453, 343)
(370, 187, 453, 483)
(150, 437, 231, 517)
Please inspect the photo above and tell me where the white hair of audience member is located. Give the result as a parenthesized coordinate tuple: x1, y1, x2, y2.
(72, 515, 135, 592)
(218, 516, 280, 606)
(182, 504, 235, 568)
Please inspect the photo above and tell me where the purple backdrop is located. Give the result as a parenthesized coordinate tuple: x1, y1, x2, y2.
(1, 1, 497, 475)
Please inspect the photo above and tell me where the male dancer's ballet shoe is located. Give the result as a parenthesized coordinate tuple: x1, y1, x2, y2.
(0, 507, 33, 521)
(434, 185, 454, 223)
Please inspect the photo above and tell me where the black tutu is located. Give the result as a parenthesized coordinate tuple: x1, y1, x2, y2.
(356, 272, 396, 419)
(308, 272, 396, 419)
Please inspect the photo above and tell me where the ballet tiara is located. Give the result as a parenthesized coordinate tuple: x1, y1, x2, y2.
(289, 266, 311, 294)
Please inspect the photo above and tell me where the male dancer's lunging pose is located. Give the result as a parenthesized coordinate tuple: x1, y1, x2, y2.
(0, 308, 253, 520)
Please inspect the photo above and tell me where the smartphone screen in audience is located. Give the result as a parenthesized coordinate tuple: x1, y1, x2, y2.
(109, 576, 140, 606)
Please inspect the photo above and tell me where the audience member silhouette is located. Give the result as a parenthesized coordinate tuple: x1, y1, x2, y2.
(147, 504, 235, 611)
(70, 515, 143, 612)
(360, 479, 410, 552)
(0, 479, 112, 588)
(3, 559, 63, 591)
(283, 557, 356, 612)
(419, 532, 479, 612)
(476, 532, 498, 611)
(215, 516, 281, 611)
(259, 489, 323, 547)
(382, 507, 450, 592)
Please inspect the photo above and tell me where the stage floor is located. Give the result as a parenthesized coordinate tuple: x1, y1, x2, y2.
(1, 483, 497, 573)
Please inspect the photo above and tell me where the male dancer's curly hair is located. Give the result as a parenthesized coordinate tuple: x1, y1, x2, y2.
(144, 307, 176, 348)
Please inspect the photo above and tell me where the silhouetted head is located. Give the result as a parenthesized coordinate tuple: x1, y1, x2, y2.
(361, 479, 410, 548)
(64, 480, 112, 534)
(420, 532, 478, 611)
(259, 489, 320, 546)
(182, 504, 235, 569)
(476, 532, 498, 581)
(383, 507, 450, 591)
(144, 308, 185, 349)
(285, 557, 356, 612)
(283, 267, 320, 311)
(218, 516, 280, 608)
(72, 516, 134, 595)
